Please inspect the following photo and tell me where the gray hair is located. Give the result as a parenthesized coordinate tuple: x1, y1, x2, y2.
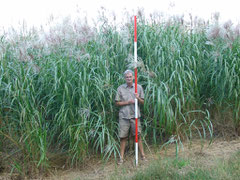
(123, 69, 134, 77)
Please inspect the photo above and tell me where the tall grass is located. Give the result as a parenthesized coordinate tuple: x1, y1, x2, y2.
(0, 10, 239, 175)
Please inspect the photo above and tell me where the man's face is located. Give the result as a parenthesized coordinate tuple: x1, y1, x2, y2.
(125, 73, 134, 84)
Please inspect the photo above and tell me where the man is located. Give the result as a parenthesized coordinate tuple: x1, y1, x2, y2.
(115, 69, 146, 164)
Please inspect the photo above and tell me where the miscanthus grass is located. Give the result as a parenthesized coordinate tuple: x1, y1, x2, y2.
(0, 10, 239, 176)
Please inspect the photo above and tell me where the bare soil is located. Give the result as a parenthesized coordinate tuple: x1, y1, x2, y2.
(44, 137, 240, 180)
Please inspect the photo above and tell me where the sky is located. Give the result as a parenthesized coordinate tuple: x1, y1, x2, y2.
(0, 0, 239, 30)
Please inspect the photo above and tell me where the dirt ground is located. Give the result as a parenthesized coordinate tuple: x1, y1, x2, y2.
(44, 137, 240, 180)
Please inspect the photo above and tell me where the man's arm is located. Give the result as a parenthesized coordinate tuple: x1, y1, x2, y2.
(135, 93, 144, 105)
(137, 85, 144, 105)
(116, 96, 143, 106)
(116, 100, 134, 106)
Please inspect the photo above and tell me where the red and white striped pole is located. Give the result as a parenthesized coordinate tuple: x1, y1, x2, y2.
(134, 15, 138, 166)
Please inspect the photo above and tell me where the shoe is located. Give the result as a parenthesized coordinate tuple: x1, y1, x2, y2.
(118, 158, 124, 165)
(141, 156, 147, 162)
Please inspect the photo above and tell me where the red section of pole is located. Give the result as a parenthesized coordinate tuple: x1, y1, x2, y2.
(135, 117, 138, 142)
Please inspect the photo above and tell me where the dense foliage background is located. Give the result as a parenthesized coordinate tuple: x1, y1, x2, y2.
(0, 11, 239, 175)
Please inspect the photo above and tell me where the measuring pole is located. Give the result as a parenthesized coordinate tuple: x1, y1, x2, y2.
(134, 15, 138, 166)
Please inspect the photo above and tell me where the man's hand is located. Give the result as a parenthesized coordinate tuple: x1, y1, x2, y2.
(116, 100, 134, 106)
(128, 99, 135, 104)
(135, 93, 144, 105)
(135, 93, 139, 99)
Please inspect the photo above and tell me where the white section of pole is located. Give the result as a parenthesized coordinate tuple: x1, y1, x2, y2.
(135, 142, 138, 165)
(135, 98, 138, 118)
(134, 42, 137, 66)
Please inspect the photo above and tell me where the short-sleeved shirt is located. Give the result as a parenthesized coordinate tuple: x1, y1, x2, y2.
(115, 83, 144, 119)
